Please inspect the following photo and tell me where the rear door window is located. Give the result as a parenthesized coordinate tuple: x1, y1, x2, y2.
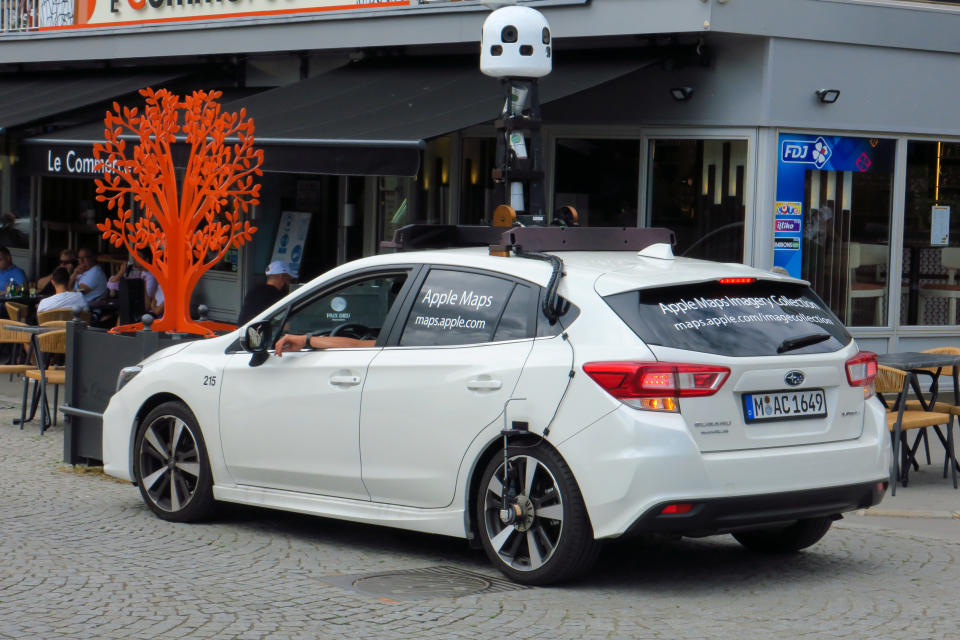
(400, 269, 516, 346)
(604, 280, 852, 356)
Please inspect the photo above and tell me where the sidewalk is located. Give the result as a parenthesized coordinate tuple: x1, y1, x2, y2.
(0, 373, 956, 519)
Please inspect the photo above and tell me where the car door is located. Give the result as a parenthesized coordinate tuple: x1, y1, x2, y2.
(218, 269, 413, 499)
(360, 267, 538, 508)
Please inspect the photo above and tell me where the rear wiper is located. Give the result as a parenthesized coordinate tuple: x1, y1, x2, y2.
(777, 333, 831, 354)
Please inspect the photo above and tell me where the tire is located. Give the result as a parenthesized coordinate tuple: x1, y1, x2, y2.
(134, 401, 216, 523)
(476, 443, 600, 585)
(732, 516, 833, 553)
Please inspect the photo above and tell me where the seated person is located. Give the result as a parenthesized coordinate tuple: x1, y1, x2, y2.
(149, 286, 164, 318)
(273, 332, 374, 356)
(69, 248, 108, 304)
(37, 267, 88, 313)
(238, 260, 292, 325)
(37, 249, 77, 294)
(0, 245, 26, 292)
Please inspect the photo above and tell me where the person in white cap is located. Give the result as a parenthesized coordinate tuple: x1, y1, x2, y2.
(238, 260, 292, 325)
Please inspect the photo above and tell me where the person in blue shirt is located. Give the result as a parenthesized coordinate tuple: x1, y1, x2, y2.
(0, 245, 26, 293)
(68, 247, 108, 304)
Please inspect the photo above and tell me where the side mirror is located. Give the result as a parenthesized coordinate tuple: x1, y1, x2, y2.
(240, 321, 271, 353)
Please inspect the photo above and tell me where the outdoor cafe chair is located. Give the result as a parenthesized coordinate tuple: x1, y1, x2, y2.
(876, 364, 954, 490)
(5, 301, 26, 323)
(902, 346, 960, 486)
(0, 319, 31, 379)
(36, 307, 89, 325)
(23, 329, 66, 429)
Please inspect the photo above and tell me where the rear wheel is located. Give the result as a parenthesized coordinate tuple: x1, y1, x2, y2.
(134, 401, 215, 522)
(732, 516, 833, 553)
(476, 443, 599, 585)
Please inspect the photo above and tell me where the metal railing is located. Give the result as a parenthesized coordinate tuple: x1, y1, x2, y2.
(1, 0, 76, 34)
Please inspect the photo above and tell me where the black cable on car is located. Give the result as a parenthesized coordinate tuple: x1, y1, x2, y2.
(516, 249, 569, 323)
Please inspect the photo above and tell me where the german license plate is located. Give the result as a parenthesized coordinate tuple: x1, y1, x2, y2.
(743, 389, 827, 423)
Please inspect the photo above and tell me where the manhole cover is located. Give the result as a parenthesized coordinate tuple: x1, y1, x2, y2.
(324, 565, 530, 601)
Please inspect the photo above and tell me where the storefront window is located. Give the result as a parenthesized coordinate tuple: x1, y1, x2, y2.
(553, 138, 639, 227)
(460, 137, 496, 225)
(378, 138, 453, 243)
(904, 140, 960, 325)
(647, 139, 747, 262)
(774, 134, 894, 327)
(377, 176, 416, 244)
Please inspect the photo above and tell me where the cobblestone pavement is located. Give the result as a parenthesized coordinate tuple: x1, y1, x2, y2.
(2, 405, 960, 640)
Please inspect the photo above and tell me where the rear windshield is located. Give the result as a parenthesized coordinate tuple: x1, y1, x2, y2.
(604, 280, 852, 357)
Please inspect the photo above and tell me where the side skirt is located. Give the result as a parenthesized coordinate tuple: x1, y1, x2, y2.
(214, 485, 468, 539)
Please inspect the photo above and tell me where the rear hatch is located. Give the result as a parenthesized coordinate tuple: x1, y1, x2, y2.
(601, 278, 866, 453)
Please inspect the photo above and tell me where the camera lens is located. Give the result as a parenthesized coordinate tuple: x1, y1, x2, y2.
(501, 25, 518, 43)
(542, 28, 551, 44)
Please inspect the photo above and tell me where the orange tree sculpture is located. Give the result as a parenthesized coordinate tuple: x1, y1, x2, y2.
(94, 88, 262, 336)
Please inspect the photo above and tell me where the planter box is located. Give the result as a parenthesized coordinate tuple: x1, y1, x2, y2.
(63, 322, 201, 465)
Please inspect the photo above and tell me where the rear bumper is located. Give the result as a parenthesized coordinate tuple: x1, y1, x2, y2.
(557, 399, 891, 539)
(622, 480, 887, 537)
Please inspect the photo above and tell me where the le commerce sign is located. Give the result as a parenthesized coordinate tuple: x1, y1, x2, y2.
(23, 144, 119, 178)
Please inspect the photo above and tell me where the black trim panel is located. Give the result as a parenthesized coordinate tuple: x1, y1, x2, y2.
(621, 480, 887, 538)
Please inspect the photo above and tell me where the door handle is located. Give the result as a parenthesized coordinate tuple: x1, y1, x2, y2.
(467, 379, 502, 391)
(330, 374, 361, 386)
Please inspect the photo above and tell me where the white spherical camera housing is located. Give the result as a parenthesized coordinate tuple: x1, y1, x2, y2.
(480, 6, 552, 79)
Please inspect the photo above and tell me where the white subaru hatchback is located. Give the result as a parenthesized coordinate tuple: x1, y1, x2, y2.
(102, 226, 889, 585)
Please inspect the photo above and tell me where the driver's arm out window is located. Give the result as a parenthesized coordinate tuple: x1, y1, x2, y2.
(269, 273, 408, 345)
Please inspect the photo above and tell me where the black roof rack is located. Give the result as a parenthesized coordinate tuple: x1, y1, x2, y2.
(381, 224, 676, 253)
(380, 225, 504, 252)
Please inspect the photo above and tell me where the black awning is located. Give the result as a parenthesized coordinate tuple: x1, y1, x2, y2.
(229, 55, 650, 143)
(0, 70, 181, 132)
(21, 54, 654, 178)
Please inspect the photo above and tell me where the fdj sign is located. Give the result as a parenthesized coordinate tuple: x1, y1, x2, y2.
(780, 137, 832, 169)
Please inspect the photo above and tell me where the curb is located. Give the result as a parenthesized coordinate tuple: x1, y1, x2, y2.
(854, 508, 960, 520)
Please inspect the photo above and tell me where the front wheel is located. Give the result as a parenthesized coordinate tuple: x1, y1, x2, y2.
(732, 516, 833, 553)
(134, 401, 216, 522)
(476, 443, 599, 585)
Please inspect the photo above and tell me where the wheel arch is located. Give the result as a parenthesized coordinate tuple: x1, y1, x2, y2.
(127, 392, 191, 483)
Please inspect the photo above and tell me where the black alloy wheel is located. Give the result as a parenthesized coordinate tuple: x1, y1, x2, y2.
(134, 401, 215, 522)
(477, 443, 599, 585)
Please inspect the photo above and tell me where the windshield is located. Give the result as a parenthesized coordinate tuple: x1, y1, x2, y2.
(604, 280, 852, 357)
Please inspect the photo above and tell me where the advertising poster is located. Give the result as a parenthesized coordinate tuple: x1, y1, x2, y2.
(774, 134, 894, 277)
(270, 211, 312, 278)
(931, 205, 950, 246)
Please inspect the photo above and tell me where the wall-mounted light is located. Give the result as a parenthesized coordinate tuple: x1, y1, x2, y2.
(670, 86, 694, 102)
(815, 88, 840, 104)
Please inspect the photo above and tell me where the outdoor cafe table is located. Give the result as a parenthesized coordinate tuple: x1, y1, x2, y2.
(876, 351, 960, 490)
(8, 324, 59, 432)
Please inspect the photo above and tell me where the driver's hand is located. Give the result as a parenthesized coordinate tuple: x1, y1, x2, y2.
(273, 333, 307, 357)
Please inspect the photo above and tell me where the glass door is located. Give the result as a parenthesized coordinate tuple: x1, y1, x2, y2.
(644, 136, 750, 263)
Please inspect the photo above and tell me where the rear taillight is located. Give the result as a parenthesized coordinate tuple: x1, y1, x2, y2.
(846, 351, 877, 398)
(582, 362, 730, 411)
